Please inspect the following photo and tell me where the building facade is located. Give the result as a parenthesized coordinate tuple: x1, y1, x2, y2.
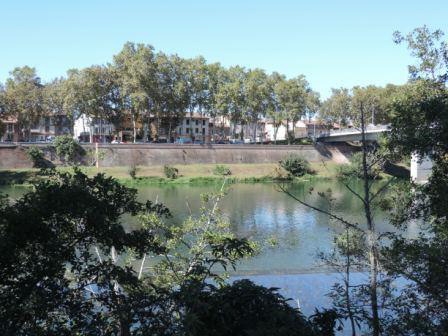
(74, 114, 115, 143)
(29, 115, 73, 142)
(175, 113, 210, 142)
(0, 117, 20, 142)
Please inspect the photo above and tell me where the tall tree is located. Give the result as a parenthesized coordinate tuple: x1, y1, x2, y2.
(4, 66, 44, 141)
(206, 62, 226, 140)
(181, 56, 210, 140)
(43, 77, 74, 135)
(393, 25, 448, 83)
(381, 26, 448, 335)
(276, 76, 309, 144)
(267, 72, 287, 144)
(113, 42, 157, 142)
(65, 66, 121, 142)
(320, 88, 352, 125)
(154, 53, 189, 141)
(244, 68, 270, 141)
(0, 83, 6, 138)
(215, 66, 247, 139)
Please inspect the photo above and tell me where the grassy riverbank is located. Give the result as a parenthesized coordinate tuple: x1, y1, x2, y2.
(0, 162, 341, 186)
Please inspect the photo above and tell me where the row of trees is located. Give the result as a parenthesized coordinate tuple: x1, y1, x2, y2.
(319, 84, 401, 126)
(0, 43, 320, 142)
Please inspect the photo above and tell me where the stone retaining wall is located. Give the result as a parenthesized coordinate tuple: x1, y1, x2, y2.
(0, 143, 352, 168)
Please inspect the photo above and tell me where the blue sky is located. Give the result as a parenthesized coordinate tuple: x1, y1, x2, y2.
(1, 0, 447, 98)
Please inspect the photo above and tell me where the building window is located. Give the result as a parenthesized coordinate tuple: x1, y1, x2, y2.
(195, 128, 199, 134)
(7, 124, 13, 132)
(202, 120, 205, 126)
(186, 119, 190, 125)
(179, 128, 182, 135)
(186, 128, 190, 134)
(195, 120, 199, 126)
(202, 128, 205, 135)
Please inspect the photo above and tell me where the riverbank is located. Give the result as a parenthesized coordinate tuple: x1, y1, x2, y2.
(0, 143, 353, 168)
(0, 161, 342, 186)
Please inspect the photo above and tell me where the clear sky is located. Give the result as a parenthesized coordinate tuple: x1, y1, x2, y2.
(1, 0, 447, 98)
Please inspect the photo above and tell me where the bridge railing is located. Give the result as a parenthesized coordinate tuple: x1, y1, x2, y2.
(318, 125, 390, 138)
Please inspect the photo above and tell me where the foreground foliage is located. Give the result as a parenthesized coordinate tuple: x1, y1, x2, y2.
(0, 169, 328, 335)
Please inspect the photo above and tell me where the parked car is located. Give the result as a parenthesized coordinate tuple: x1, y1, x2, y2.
(111, 139, 121, 144)
(175, 137, 192, 144)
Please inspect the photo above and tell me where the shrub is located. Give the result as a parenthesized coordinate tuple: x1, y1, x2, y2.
(128, 164, 138, 179)
(337, 152, 382, 180)
(53, 135, 85, 165)
(213, 165, 232, 176)
(163, 165, 179, 179)
(26, 146, 47, 168)
(279, 154, 311, 177)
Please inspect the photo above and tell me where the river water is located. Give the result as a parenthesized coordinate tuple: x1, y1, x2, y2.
(1, 179, 414, 330)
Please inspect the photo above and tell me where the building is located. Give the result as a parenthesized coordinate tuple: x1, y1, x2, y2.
(1, 115, 72, 142)
(209, 116, 231, 141)
(29, 115, 73, 142)
(74, 114, 115, 143)
(0, 116, 20, 142)
(175, 113, 211, 142)
(263, 119, 308, 142)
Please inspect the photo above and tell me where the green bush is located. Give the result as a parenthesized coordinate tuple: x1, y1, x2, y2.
(128, 164, 138, 179)
(53, 135, 85, 165)
(213, 165, 232, 176)
(26, 146, 47, 168)
(163, 165, 179, 179)
(337, 152, 382, 180)
(279, 154, 311, 177)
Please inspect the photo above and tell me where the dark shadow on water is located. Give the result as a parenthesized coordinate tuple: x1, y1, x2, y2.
(0, 170, 34, 185)
(383, 161, 410, 179)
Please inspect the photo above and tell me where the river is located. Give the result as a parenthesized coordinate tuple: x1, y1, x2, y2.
(0, 179, 414, 332)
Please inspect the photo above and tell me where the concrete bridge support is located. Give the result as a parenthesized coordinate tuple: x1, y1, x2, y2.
(410, 153, 433, 184)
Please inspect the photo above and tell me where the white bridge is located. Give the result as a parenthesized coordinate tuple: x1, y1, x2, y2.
(317, 125, 390, 142)
(317, 125, 432, 183)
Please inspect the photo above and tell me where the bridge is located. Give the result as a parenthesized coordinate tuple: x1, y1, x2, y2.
(317, 125, 390, 142)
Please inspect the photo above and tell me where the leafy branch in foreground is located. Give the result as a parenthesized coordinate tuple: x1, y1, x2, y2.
(138, 181, 256, 288)
(1, 170, 328, 335)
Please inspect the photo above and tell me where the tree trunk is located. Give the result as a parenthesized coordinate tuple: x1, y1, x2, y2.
(286, 118, 291, 145)
(132, 113, 136, 143)
(253, 121, 257, 143)
(345, 226, 357, 336)
(360, 103, 380, 336)
(119, 319, 131, 336)
(292, 121, 296, 142)
(273, 120, 278, 145)
(168, 122, 172, 143)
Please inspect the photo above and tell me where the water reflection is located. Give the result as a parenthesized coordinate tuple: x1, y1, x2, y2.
(0, 179, 412, 274)
(135, 180, 401, 274)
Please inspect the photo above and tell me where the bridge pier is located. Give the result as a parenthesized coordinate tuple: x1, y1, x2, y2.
(410, 153, 433, 184)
